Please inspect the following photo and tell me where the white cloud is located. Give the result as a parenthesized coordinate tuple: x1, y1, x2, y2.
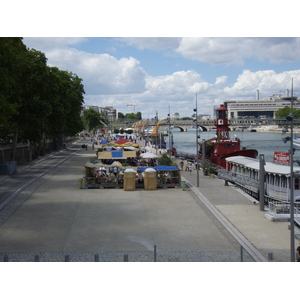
(146, 70, 209, 95)
(45, 48, 147, 94)
(21, 37, 300, 118)
(224, 69, 300, 98)
(23, 37, 88, 50)
(175, 37, 300, 65)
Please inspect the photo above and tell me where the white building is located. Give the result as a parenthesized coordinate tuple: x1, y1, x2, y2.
(224, 90, 299, 119)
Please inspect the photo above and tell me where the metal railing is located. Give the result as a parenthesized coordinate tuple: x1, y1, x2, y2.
(217, 169, 259, 192)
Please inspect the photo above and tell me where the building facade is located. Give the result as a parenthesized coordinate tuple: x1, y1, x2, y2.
(224, 90, 299, 119)
(81, 105, 117, 121)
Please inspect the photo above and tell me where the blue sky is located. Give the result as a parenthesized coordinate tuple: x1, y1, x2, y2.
(4, 2, 300, 120)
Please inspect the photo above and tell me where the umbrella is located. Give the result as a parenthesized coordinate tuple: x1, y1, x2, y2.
(124, 146, 139, 151)
(140, 152, 158, 159)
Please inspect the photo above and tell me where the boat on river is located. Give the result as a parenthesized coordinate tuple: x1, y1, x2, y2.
(199, 104, 258, 168)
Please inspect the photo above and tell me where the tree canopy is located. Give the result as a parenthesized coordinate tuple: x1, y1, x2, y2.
(0, 37, 85, 160)
(275, 106, 300, 118)
(82, 108, 107, 132)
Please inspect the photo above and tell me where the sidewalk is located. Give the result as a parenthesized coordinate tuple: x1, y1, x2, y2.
(181, 166, 300, 262)
(0, 140, 298, 261)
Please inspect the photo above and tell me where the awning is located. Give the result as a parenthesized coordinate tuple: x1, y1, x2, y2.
(137, 165, 180, 172)
(98, 150, 136, 159)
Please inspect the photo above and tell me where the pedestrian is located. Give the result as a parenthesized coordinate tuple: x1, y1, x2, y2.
(194, 160, 198, 170)
(179, 161, 184, 171)
(189, 162, 193, 175)
(185, 160, 189, 171)
(296, 242, 300, 262)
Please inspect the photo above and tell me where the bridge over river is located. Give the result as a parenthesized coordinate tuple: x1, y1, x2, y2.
(114, 118, 275, 132)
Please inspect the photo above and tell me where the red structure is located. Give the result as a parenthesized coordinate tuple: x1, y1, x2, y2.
(200, 104, 258, 168)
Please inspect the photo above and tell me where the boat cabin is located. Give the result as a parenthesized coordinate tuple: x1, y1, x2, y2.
(225, 156, 300, 202)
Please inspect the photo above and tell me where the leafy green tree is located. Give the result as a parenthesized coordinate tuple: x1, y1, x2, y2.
(158, 154, 175, 166)
(44, 67, 85, 148)
(0, 38, 85, 159)
(118, 112, 125, 120)
(0, 37, 27, 127)
(82, 108, 102, 132)
(124, 112, 142, 120)
(275, 106, 300, 118)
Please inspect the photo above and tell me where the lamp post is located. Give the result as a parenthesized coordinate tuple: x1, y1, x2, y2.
(288, 79, 295, 262)
(168, 106, 171, 159)
(194, 94, 200, 187)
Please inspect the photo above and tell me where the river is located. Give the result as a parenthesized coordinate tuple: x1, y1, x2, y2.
(166, 128, 300, 163)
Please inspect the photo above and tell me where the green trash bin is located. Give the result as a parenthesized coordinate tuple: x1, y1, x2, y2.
(181, 180, 186, 191)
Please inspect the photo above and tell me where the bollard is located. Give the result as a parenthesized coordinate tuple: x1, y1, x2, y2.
(95, 254, 99, 262)
(65, 254, 70, 262)
(240, 245, 244, 262)
(34, 254, 40, 262)
(268, 252, 273, 260)
(124, 254, 128, 262)
(181, 181, 186, 191)
(154, 245, 157, 262)
(3, 254, 8, 262)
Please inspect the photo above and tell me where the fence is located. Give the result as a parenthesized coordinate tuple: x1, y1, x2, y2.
(1, 245, 255, 262)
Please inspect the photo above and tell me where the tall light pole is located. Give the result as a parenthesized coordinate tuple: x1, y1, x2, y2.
(194, 94, 200, 187)
(288, 78, 295, 262)
(168, 105, 171, 158)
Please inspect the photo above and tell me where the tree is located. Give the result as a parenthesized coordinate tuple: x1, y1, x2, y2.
(124, 112, 142, 120)
(82, 108, 102, 132)
(0, 37, 27, 127)
(275, 106, 300, 118)
(118, 112, 125, 120)
(158, 154, 175, 166)
(0, 38, 86, 159)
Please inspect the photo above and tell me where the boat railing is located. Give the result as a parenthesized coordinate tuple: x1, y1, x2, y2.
(217, 169, 259, 190)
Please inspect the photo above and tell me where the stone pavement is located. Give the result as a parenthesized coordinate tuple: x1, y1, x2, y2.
(180, 165, 300, 262)
(0, 139, 299, 262)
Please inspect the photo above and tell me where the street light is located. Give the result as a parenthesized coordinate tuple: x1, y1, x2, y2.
(288, 79, 295, 262)
(280, 81, 297, 261)
(194, 94, 200, 187)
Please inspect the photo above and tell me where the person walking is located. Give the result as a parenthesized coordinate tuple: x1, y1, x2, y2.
(185, 160, 189, 171)
(179, 161, 184, 171)
(189, 162, 193, 175)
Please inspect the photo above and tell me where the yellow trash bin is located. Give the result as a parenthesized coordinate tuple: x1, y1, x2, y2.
(123, 169, 136, 191)
(144, 168, 157, 190)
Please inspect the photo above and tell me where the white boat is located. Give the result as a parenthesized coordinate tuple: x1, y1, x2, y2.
(219, 155, 300, 203)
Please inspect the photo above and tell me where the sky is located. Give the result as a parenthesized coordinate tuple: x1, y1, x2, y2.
(4, 2, 300, 120)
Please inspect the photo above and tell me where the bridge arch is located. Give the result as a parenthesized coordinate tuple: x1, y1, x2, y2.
(197, 125, 208, 131)
(172, 126, 185, 132)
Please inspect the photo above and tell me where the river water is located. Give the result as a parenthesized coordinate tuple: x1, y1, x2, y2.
(166, 128, 300, 163)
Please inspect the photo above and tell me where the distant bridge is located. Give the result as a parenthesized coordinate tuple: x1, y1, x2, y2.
(128, 118, 275, 132)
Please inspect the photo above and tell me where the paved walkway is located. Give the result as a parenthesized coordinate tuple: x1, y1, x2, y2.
(0, 139, 299, 262)
(181, 167, 300, 262)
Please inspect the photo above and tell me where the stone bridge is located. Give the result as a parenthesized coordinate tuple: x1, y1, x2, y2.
(131, 118, 275, 132)
(111, 118, 275, 132)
